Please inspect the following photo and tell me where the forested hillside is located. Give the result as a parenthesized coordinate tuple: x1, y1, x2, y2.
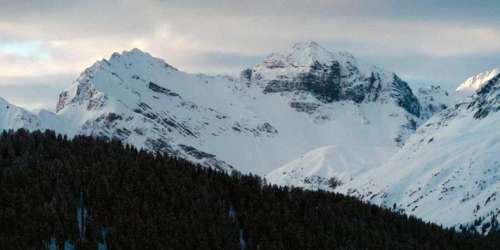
(0, 130, 499, 249)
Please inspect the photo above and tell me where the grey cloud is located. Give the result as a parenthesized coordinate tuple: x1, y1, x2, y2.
(0, 74, 74, 110)
(174, 51, 264, 74)
(383, 0, 500, 23)
(359, 52, 500, 89)
(0, 0, 498, 109)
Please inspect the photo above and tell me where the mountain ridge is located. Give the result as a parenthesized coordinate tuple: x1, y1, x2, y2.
(38, 42, 431, 175)
(0, 42, 481, 230)
(267, 66, 500, 232)
(456, 67, 500, 93)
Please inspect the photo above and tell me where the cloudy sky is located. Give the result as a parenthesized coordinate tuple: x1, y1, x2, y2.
(0, 0, 499, 110)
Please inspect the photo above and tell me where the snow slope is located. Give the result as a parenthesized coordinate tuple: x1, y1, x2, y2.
(266, 145, 398, 190)
(337, 69, 500, 232)
(266, 84, 454, 190)
(0, 97, 42, 131)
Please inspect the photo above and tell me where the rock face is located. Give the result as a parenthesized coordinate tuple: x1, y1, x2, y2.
(469, 72, 500, 119)
(246, 41, 422, 117)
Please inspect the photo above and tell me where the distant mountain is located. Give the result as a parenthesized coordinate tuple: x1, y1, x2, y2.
(0, 97, 42, 131)
(456, 67, 500, 93)
(415, 85, 455, 119)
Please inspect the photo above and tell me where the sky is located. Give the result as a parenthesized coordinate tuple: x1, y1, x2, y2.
(0, 0, 499, 110)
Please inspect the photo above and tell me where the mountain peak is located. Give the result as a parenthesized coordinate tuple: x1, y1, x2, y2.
(109, 48, 155, 62)
(254, 41, 359, 71)
(468, 70, 500, 119)
(55, 48, 179, 113)
(292, 41, 321, 50)
(246, 41, 422, 117)
(287, 41, 334, 66)
(106, 48, 177, 71)
(456, 67, 500, 93)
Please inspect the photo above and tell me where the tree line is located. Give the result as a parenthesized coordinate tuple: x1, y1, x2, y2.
(0, 129, 499, 249)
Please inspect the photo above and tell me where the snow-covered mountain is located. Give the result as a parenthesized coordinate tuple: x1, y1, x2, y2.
(456, 67, 500, 93)
(266, 145, 399, 190)
(342, 69, 500, 232)
(41, 41, 428, 175)
(0, 97, 43, 131)
(266, 65, 500, 232)
(415, 85, 455, 119)
(0, 41, 447, 176)
(0, 41, 483, 230)
(245, 41, 422, 120)
(267, 84, 454, 190)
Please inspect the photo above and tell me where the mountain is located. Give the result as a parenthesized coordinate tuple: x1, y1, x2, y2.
(456, 67, 500, 93)
(47, 42, 429, 175)
(266, 68, 500, 232)
(0, 97, 42, 131)
(266, 145, 398, 190)
(245, 41, 421, 119)
(415, 85, 455, 119)
(266, 84, 454, 191)
(332, 68, 500, 233)
(54, 48, 241, 171)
